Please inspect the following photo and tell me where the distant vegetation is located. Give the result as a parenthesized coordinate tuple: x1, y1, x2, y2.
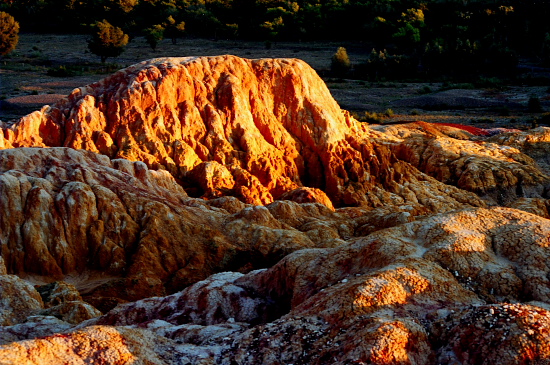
(331, 47, 351, 77)
(88, 20, 129, 63)
(2, 0, 550, 78)
(0, 11, 19, 56)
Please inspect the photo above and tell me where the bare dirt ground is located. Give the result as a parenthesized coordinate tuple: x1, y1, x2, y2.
(2, 33, 550, 129)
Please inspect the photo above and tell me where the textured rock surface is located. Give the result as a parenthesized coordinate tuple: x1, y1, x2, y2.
(1, 56, 490, 212)
(374, 122, 550, 205)
(0, 147, 327, 307)
(0, 316, 73, 346)
(2, 56, 550, 364)
(3, 208, 550, 364)
(0, 275, 43, 326)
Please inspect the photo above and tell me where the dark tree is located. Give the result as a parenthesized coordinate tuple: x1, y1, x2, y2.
(0, 12, 19, 56)
(88, 20, 129, 63)
(164, 16, 185, 44)
(144, 24, 164, 51)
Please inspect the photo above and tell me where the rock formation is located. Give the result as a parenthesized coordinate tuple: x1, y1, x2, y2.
(2, 55, 550, 364)
(1, 55, 493, 211)
(374, 122, 550, 204)
(3, 208, 550, 364)
(0, 147, 333, 308)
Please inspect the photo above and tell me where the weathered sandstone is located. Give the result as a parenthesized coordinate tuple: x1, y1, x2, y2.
(2, 207, 550, 364)
(1, 56, 492, 213)
(0, 147, 330, 307)
(0, 275, 43, 326)
(374, 122, 550, 204)
(1, 56, 550, 364)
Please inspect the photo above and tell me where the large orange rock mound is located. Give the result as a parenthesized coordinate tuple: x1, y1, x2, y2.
(2, 56, 357, 206)
(0, 56, 491, 210)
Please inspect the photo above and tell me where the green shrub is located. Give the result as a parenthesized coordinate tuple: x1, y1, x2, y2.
(47, 65, 84, 77)
(418, 85, 432, 94)
(492, 106, 510, 116)
(144, 24, 165, 51)
(475, 77, 505, 90)
(357, 49, 416, 81)
(47, 66, 71, 77)
(331, 47, 351, 77)
(88, 20, 129, 63)
(352, 111, 393, 124)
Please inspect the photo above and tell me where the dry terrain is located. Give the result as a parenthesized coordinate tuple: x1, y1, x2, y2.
(2, 40, 550, 365)
(2, 33, 550, 129)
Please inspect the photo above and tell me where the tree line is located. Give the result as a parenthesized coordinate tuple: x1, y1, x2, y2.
(2, 0, 550, 78)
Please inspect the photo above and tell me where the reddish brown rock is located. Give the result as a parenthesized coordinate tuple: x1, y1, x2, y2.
(375, 122, 550, 204)
(0, 207, 536, 364)
(431, 303, 550, 364)
(279, 187, 335, 210)
(1, 56, 488, 212)
(0, 147, 325, 306)
(36, 282, 102, 324)
(0, 275, 43, 326)
(507, 197, 550, 218)
(488, 126, 550, 175)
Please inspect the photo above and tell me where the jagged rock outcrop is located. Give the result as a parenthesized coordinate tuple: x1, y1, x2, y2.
(488, 126, 550, 176)
(0, 275, 43, 326)
(0, 56, 504, 308)
(0, 275, 101, 344)
(374, 122, 550, 205)
(0, 143, 491, 307)
(3, 207, 550, 364)
(0, 147, 333, 307)
(36, 282, 102, 324)
(1, 56, 491, 212)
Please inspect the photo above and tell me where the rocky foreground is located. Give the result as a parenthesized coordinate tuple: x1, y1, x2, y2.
(1, 55, 550, 364)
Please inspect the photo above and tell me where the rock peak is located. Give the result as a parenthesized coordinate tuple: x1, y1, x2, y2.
(3, 56, 354, 206)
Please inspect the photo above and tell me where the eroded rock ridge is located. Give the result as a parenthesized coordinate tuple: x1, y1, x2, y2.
(1, 56, 550, 364)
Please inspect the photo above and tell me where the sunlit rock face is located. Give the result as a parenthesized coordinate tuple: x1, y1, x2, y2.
(1, 55, 493, 212)
(0, 147, 329, 308)
(2, 56, 550, 364)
